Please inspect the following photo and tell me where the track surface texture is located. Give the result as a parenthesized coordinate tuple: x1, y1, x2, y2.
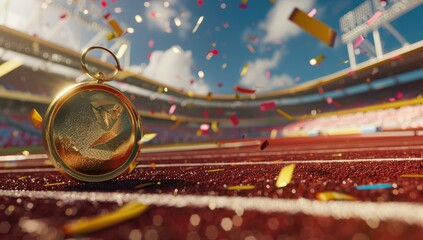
(1, 135, 423, 240)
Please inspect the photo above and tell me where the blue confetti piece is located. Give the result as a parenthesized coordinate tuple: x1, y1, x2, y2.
(356, 183, 392, 190)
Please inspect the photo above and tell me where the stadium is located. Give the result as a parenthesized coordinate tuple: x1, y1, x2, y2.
(1, 0, 423, 239)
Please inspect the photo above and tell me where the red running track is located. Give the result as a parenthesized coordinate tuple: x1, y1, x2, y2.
(0, 135, 423, 239)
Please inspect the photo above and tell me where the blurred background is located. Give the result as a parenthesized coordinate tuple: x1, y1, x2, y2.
(0, 0, 422, 152)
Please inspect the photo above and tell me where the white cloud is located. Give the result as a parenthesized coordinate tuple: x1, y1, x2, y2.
(141, 46, 210, 95)
(146, 0, 192, 37)
(239, 50, 294, 91)
(258, 0, 316, 43)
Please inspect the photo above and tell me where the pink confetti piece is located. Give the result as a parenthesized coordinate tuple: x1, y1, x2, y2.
(203, 109, 209, 118)
(239, 3, 248, 9)
(209, 49, 219, 55)
(366, 11, 382, 25)
(200, 124, 209, 132)
(59, 13, 67, 19)
(260, 140, 269, 150)
(217, 82, 223, 87)
(197, 0, 204, 6)
(103, 12, 111, 20)
(318, 87, 325, 94)
(308, 8, 317, 17)
(216, 109, 223, 115)
(148, 40, 154, 48)
(148, 53, 152, 59)
(169, 105, 177, 115)
(230, 115, 239, 126)
(260, 101, 276, 111)
(353, 35, 365, 48)
(326, 97, 333, 104)
(294, 76, 301, 82)
(265, 71, 271, 79)
(247, 45, 255, 53)
(101, 1, 107, 8)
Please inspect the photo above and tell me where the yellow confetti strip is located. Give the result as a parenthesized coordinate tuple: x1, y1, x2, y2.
(400, 174, 423, 178)
(63, 202, 149, 235)
(139, 133, 157, 144)
(128, 161, 139, 174)
(270, 129, 278, 139)
(44, 182, 65, 187)
(211, 121, 219, 132)
(134, 182, 155, 189)
(240, 64, 249, 76)
(316, 191, 357, 201)
(227, 185, 255, 191)
(207, 168, 225, 173)
(276, 109, 293, 120)
(289, 8, 336, 47)
(107, 18, 124, 36)
(18, 176, 28, 180)
(29, 108, 43, 128)
(275, 164, 295, 188)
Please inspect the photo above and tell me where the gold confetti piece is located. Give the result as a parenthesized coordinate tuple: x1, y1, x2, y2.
(289, 8, 336, 47)
(211, 121, 219, 132)
(400, 174, 423, 178)
(207, 168, 225, 173)
(107, 18, 124, 36)
(316, 191, 357, 201)
(134, 182, 155, 189)
(22, 150, 30, 156)
(309, 55, 325, 66)
(0, 58, 23, 78)
(227, 185, 255, 191)
(240, 64, 249, 76)
(276, 109, 293, 120)
(29, 108, 43, 128)
(139, 133, 157, 144)
(331, 153, 342, 157)
(270, 129, 278, 139)
(128, 161, 139, 174)
(151, 163, 157, 169)
(44, 182, 65, 187)
(18, 176, 28, 180)
(63, 202, 149, 235)
(275, 164, 295, 188)
(106, 32, 117, 41)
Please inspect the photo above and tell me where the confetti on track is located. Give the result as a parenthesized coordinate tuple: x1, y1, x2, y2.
(2, 136, 423, 239)
(356, 183, 392, 190)
(275, 164, 295, 188)
(63, 202, 149, 235)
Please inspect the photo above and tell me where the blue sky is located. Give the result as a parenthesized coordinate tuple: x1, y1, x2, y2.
(102, 0, 423, 95)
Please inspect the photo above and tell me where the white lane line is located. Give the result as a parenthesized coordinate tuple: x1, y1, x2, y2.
(140, 145, 423, 161)
(136, 157, 423, 168)
(2, 144, 423, 162)
(1, 190, 423, 227)
(0, 157, 421, 174)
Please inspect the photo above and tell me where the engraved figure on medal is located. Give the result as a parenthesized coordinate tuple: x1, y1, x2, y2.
(52, 91, 133, 175)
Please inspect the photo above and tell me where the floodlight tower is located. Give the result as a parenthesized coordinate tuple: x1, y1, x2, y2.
(339, 0, 422, 69)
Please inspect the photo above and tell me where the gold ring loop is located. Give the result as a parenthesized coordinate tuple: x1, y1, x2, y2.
(81, 46, 121, 82)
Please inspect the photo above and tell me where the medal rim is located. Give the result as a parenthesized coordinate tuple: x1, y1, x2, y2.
(42, 82, 142, 182)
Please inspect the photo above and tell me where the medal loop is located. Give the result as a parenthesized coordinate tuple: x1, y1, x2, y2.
(81, 46, 121, 82)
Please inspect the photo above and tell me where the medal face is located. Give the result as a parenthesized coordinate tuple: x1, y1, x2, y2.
(43, 83, 142, 182)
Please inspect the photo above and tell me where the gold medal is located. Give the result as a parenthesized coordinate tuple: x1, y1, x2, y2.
(42, 46, 142, 182)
